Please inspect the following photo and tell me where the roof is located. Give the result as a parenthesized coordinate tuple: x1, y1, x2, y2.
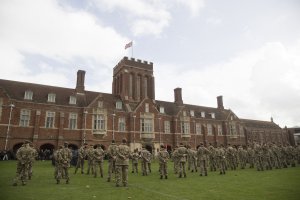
(240, 118, 281, 129)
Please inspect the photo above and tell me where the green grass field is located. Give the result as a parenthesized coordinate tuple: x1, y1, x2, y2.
(0, 160, 299, 200)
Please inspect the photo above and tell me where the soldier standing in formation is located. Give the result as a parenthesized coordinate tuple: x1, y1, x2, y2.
(86, 144, 94, 175)
(28, 142, 38, 180)
(56, 142, 72, 184)
(197, 143, 210, 176)
(107, 140, 117, 182)
(177, 143, 188, 178)
(115, 138, 130, 187)
(74, 143, 87, 174)
(130, 148, 139, 174)
(157, 145, 170, 179)
(93, 144, 105, 178)
(216, 144, 227, 175)
(140, 146, 150, 176)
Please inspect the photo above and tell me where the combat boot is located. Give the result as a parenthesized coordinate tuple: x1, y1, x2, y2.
(160, 175, 163, 179)
(165, 175, 168, 179)
(107, 178, 111, 182)
(56, 179, 60, 184)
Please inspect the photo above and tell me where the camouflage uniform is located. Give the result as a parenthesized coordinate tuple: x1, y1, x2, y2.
(130, 149, 139, 174)
(93, 144, 104, 178)
(197, 144, 210, 176)
(75, 144, 87, 174)
(296, 145, 300, 164)
(157, 145, 170, 179)
(13, 141, 33, 186)
(226, 145, 237, 170)
(216, 145, 226, 175)
(262, 144, 272, 170)
(140, 147, 150, 176)
(177, 144, 188, 178)
(286, 145, 296, 167)
(28, 143, 38, 180)
(86, 144, 95, 175)
(208, 144, 217, 171)
(247, 145, 255, 168)
(254, 143, 264, 171)
(172, 147, 180, 174)
(147, 151, 152, 173)
(237, 146, 247, 169)
(107, 141, 117, 182)
(115, 139, 130, 187)
(189, 149, 198, 172)
(56, 142, 72, 184)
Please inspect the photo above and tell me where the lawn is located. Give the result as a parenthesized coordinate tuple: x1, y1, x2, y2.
(0, 160, 299, 200)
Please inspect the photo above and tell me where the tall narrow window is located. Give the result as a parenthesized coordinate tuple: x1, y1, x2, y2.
(46, 111, 55, 128)
(230, 122, 236, 136)
(207, 124, 213, 135)
(118, 117, 126, 132)
(69, 113, 77, 129)
(196, 123, 202, 135)
(159, 106, 164, 113)
(93, 114, 105, 130)
(239, 126, 244, 137)
(47, 93, 56, 103)
(140, 118, 153, 133)
(218, 124, 223, 135)
(201, 111, 205, 118)
(20, 109, 30, 127)
(116, 101, 122, 109)
(190, 110, 194, 117)
(98, 101, 103, 108)
(0, 98, 3, 120)
(164, 121, 170, 133)
(145, 103, 149, 113)
(69, 96, 76, 105)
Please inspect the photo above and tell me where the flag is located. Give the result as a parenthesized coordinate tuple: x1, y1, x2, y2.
(125, 41, 133, 49)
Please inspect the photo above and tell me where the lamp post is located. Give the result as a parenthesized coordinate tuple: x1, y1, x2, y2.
(112, 113, 116, 140)
(83, 110, 88, 144)
(5, 103, 15, 151)
(133, 115, 136, 149)
(158, 117, 161, 145)
(194, 120, 196, 148)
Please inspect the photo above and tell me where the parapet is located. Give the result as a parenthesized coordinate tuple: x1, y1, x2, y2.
(113, 57, 153, 74)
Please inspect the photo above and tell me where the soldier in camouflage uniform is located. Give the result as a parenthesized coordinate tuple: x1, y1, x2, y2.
(197, 143, 211, 176)
(172, 146, 180, 174)
(226, 144, 237, 170)
(177, 143, 188, 178)
(130, 148, 139, 174)
(93, 144, 105, 178)
(262, 143, 272, 170)
(13, 140, 33, 186)
(254, 142, 264, 171)
(107, 140, 117, 182)
(53, 145, 62, 179)
(216, 144, 226, 175)
(74, 143, 87, 174)
(189, 148, 198, 173)
(286, 144, 296, 167)
(247, 144, 255, 168)
(237, 145, 247, 169)
(140, 146, 150, 176)
(86, 144, 94, 175)
(28, 142, 38, 180)
(279, 144, 288, 168)
(272, 143, 282, 169)
(157, 145, 170, 179)
(208, 144, 217, 171)
(115, 138, 130, 187)
(296, 144, 300, 164)
(56, 142, 72, 184)
(147, 150, 152, 173)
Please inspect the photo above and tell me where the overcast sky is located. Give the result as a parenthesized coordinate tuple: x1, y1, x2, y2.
(1, 0, 300, 127)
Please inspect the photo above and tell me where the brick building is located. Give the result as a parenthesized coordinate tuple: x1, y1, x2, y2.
(0, 57, 291, 153)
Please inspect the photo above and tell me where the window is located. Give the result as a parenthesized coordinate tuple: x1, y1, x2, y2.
(218, 124, 223, 136)
(211, 113, 215, 119)
(201, 111, 205, 118)
(239, 126, 244, 137)
(183, 111, 187, 117)
(144, 77, 148, 98)
(20, 109, 30, 127)
(207, 124, 213, 135)
(190, 110, 194, 117)
(98, 101, 103, 108)
(46, 111, 55, 128)
(69, 96, 76, 105)
(196, 123, 202, 135)
(116, 101, 122, 109)
(140, 118, 153, 133)
(47, 93, 56, 103)
(159, 106, 164, 113)
(145, 103, 149, 113)
(181, 121, 190, 134)
(0, 98, 3, 120)
(93, 114, 106, 130)
(164, 121, 170, 133)
(118, 117, 126, 132)
(69, 113, 77, 129)
(229, 122, 236, 136)
(24, 90, 33, 100)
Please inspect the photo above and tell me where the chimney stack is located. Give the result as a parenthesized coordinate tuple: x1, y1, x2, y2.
(217, 95, 224, 109)
(174, 88, 183, 105)
(76, 70, 85, 93)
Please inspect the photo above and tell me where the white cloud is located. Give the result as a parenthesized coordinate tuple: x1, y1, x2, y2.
(176, 0, 205, 17)
(155, 41, 300, 127)
(0, 0, 128, 87)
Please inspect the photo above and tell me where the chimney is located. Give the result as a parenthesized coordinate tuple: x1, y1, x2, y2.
(174, 88, 183, 105)
(217, 95, 224, 109)
(76, 70, 85, 93)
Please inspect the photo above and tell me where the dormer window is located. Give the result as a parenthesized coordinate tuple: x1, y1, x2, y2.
(211, 113, 215, 119)
(116, 101, 122, 109)
(48, 93, 56, 103)
(190, 110, 194, 117)
(24, 90, 33, 100)
(98, 101, 103, 108)
(201, 111, 205, 118)
(159, 106, 164, 113)
(69, 96, 76, 105)
(183, 111, 187, 117)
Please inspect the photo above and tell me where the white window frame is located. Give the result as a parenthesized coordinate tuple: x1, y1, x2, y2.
(159, 106, 164, 113)
(181, 121, 190, 134)
(116, 101, 122, 109)
(196, 123, 202, 135)
(45, 111, 55, 128)
(211, 113, 215, 119)
(140, 118, 153, 133)
(69, 96, 76, 105)
(207, 124, 213, 136)
(190, 110, 194, 117)
(218, 124, 223, 136)
(164, 121, 170, 133)
(20, 109, 30, 127)
(239, 126, 244, 137)
(69, 113, 77, 129)
(47, 93, 56, 103)
(24, 90, 33, 100)
(93, 114, 106, 130)
(201, 111, 205, 118)
(118, 117, 126, 132)
(145, 103, 149, 113)
(98, 101, 103, 108)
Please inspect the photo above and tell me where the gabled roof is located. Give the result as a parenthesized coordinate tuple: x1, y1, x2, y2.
(240, 118, 281, 129)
